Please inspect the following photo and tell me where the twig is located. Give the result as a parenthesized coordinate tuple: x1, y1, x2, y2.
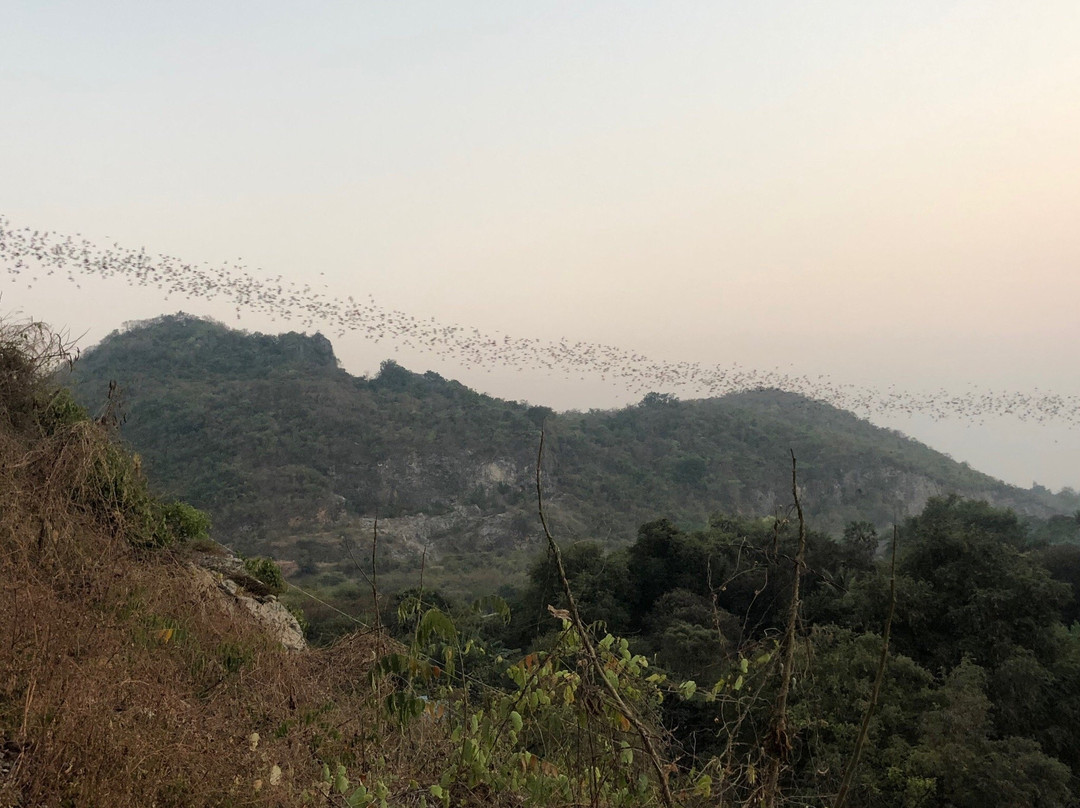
(833, 524, 898, 808)
(371, 511, 381, 638)
(341, 515, 382, 638)
(19, 677, 36, 739)
(535, 429, 677, 808)
(764, 450, 808, 808)
(706, 558, 724, 640)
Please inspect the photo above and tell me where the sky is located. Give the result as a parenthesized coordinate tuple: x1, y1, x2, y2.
(2, 1, 1079, 491)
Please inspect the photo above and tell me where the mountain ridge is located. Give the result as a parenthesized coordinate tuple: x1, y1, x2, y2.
(67, 314, 1078, 581)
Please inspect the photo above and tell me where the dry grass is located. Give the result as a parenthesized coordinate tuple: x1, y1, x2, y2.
(0, 319, 455, 807)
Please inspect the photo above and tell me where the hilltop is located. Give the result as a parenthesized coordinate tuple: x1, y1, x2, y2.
(65, 315, 1077, 599)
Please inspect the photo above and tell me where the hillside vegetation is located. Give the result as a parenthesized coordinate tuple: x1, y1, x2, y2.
(0, 319, 440, 806)
(0, 316, 695, 808)
(66, 315, 1077, 598)
(9, 314, 1080, 807)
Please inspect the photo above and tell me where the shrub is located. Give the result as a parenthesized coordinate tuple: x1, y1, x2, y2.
(244, 556, 286, 594)
(161, 500, 212, 543)
(0, 318, 77, 433)
(40, 387, 89, 432)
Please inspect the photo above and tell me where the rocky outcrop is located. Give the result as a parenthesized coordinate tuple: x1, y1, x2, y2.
(189, 553, 306, 651)
(349, 505, 523, 559)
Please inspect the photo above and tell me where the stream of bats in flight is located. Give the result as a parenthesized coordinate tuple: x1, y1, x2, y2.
(2, 214, 1077, 428)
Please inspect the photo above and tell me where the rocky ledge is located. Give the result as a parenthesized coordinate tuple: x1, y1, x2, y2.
(189, 551, 306, 651)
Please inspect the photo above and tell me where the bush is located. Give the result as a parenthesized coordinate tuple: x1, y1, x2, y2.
(40, 387, 89, 432)
(81, 441, 206, 549)
(0, 317, 211, 551)
(161, 500, 211, 543)
(0, 318, 78, 433)
(244, 556, 286, 594)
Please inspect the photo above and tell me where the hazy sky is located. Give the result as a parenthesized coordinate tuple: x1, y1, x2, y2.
(3, 2, 1079, 490)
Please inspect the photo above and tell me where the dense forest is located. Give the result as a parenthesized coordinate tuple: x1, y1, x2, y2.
(481, 497, 1080, 805)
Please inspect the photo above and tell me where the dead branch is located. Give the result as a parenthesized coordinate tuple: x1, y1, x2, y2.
(535, 429, 678, 808)
(833, 524, 898, 808)
(763, 450, 808, 808)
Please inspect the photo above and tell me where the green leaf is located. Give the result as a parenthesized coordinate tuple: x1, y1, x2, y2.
(694, 773, 713, 797)
(369, 652, 412, 684)
(397, 594, 422, 624)
(462, 738, 479, 763)
(471, 594, 511, 624)
(637, 773, 651, 793)
(334, 764, 349, 794)
(418, 608, 458, 644)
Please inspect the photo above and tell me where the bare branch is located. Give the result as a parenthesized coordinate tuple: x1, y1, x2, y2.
(833, 524, 898, 808)
(764, 450, 808, 808)
(535, 429, 678, 808)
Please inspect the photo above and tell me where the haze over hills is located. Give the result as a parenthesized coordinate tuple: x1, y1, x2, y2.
(9, 6, 1080, 803)
(65, 314, 1079, 585)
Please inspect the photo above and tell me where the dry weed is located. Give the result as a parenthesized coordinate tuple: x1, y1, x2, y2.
(0, 318, 458, 807)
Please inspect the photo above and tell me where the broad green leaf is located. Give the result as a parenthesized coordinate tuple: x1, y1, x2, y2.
(471, 594, 511, 624)
(418, 608, 458, 644)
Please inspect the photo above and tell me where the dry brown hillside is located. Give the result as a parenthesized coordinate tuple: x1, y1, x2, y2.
(0, 319, 453, 807)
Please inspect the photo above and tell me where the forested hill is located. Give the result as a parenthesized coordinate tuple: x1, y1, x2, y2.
(68, 314, 1076, 561)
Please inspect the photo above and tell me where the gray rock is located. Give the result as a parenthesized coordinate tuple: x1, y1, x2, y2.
(189, 554, 306, 652)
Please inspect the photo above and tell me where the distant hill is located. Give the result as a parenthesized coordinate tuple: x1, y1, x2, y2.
(67, 314, 1078, 576)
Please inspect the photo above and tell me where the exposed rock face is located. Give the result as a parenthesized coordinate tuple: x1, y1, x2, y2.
(189, 553, 306, 651)
(223, 579, 306, 652)
(351, 505, 521, 559)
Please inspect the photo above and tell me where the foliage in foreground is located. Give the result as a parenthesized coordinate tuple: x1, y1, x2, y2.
(481, 498, 1080, 807)
(0, 319, 433, 807)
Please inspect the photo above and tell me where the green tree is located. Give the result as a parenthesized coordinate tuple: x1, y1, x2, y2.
(842, 520, 879, 566)
(627, 520, 706, 622)
(514, 541, 632, 647)
(909, 660, 1071, 808)
(894, 497, 1069, 671)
